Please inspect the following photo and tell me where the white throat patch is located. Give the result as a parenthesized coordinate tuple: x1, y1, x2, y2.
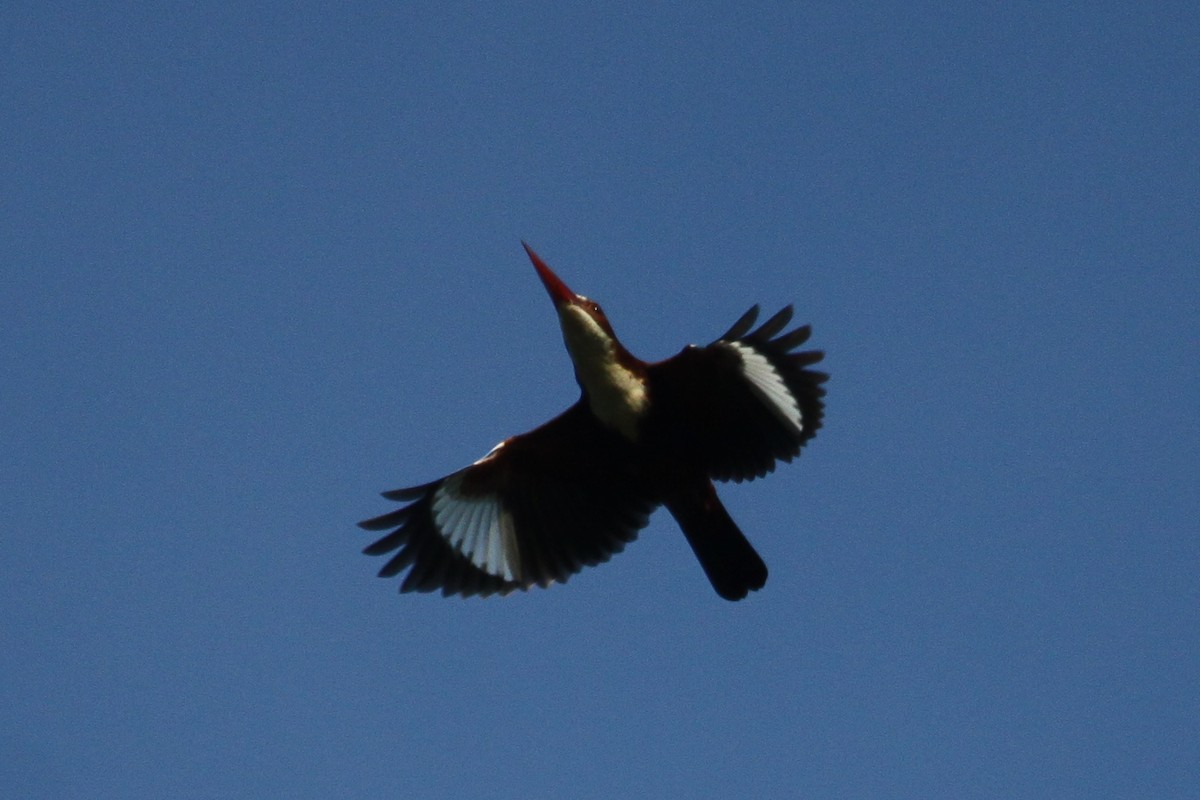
(558, 304, 648, 440)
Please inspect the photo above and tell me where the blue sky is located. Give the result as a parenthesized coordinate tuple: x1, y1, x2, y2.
(3, 3, 1197, 797)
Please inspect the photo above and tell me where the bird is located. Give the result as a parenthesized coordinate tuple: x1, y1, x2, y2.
(358, 243, 827, 601)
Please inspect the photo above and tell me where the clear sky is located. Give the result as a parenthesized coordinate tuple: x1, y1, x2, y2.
(3, 3, 1197, 798)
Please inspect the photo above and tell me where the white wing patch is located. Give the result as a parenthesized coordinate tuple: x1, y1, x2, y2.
(729, 342, 804, 435)
(432, 474, 520, 581)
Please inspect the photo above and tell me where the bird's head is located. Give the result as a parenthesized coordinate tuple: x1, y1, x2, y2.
(522, 241, 624, 359)
(520, 242, 643, 407)
(523, 241, 616, 333)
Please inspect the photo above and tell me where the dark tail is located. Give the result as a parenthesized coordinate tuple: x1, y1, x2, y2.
(666, 482, 767, 601)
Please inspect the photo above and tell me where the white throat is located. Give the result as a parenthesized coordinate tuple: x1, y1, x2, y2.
(558, 304, 647, 440)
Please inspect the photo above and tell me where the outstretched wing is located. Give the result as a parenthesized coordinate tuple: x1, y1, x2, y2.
(358, 402, 658, 597)
(643, 306, 827, 483)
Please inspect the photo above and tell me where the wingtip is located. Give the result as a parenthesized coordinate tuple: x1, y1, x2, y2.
(754, 306, 795, 340)
(381, 484, 431, 501)
(718, 305, 761, 342)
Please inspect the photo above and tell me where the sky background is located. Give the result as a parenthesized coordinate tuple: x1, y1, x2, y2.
(3, 3, 1197, 798)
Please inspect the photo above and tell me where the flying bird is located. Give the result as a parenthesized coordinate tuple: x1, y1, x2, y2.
(358, 243, 827, 600)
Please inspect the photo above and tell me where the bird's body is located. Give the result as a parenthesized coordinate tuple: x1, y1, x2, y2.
(359, 244, 827, 600)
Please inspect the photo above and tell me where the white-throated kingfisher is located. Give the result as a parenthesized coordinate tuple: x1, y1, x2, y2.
(358, 243, 827, 600)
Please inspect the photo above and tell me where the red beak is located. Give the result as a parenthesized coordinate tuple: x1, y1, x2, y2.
(523, 241, 576, 308)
